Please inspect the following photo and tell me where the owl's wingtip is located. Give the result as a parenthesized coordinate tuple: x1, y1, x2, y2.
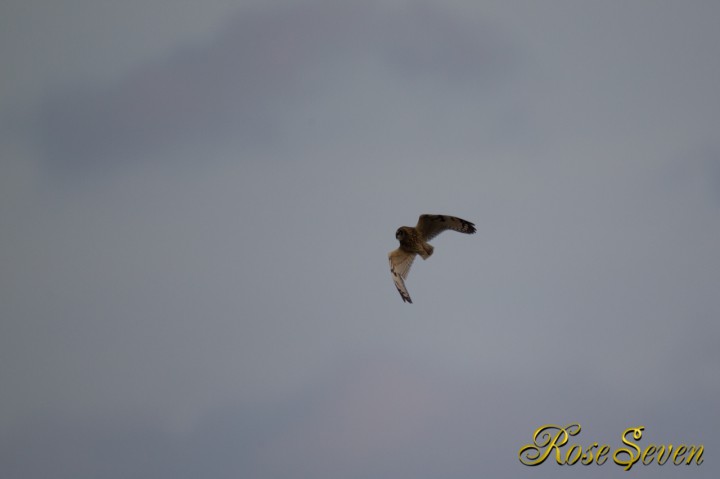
(395, 286, 413, 303)
(463, 220, 477, 234)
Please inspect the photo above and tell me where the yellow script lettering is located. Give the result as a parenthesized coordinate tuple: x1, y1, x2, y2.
(613, 426, 644, 471)
(518, 424, 580, 466)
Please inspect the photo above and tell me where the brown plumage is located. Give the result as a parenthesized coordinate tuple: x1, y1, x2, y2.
(388, 214, 476, 303)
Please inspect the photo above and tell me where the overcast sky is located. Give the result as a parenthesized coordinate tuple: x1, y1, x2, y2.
(1, 1, 719, 477)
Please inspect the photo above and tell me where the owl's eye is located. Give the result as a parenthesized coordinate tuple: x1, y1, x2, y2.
(396, 230, 403, 238)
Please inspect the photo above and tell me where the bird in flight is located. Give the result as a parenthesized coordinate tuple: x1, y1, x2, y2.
(388, 214, 476, 303)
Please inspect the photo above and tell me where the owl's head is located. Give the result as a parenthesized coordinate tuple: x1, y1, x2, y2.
(395, 228, 406, 240)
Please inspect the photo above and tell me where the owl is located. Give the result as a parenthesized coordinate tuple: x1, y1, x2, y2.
(388, 214, 476, 303)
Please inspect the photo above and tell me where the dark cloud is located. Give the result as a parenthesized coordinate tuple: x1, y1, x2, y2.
(37, 0, 511, 171)
(694, 146, 720, 202)
(2, 409, 264, 479)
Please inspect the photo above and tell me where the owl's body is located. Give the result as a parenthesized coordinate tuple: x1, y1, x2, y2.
(394, 226, 434, 259)
(388, 214, 476, 303)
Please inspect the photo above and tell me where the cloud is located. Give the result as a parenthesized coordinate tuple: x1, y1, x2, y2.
(7, 2, 719, 478)
(36, 0, 512, 171)
(5, 354, 715, 479)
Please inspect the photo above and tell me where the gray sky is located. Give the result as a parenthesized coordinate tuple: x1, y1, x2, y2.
(1, 0, 719, 477)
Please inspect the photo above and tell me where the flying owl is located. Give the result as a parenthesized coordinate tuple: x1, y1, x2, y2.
(388, 214, 476, 303)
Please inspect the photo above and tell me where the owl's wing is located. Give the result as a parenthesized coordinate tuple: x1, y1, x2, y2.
(416, 214, 476, 241)
(388, 248, 416, 303)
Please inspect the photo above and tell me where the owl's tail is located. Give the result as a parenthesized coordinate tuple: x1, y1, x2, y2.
(419, 242, 434, 260)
